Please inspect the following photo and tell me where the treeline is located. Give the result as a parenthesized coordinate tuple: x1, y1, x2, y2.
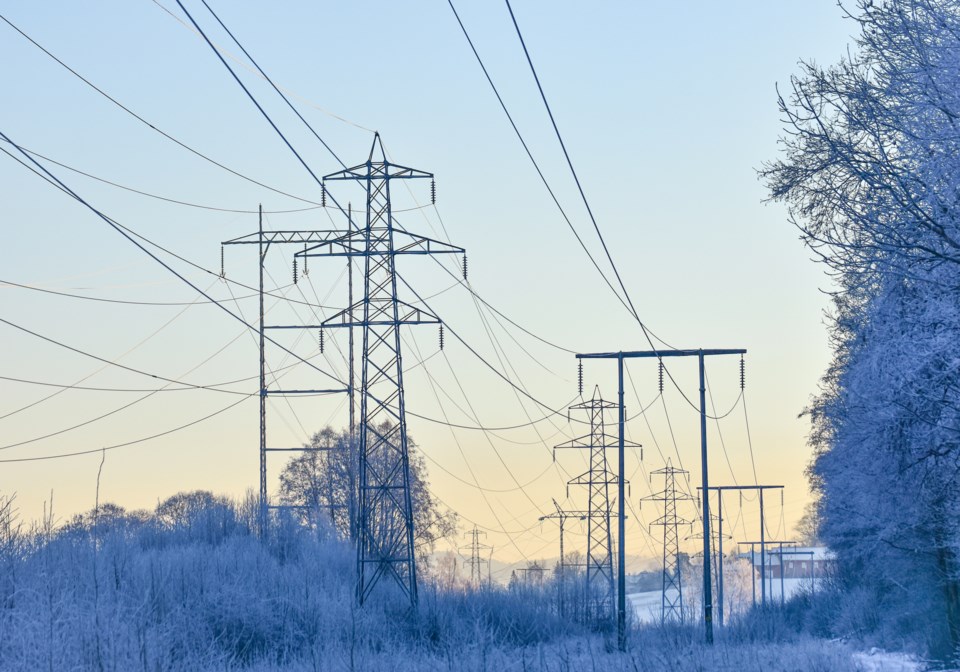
(0, 490, 575, 671)
(0, 490, 868, 671)
(764, 0, 960, 662)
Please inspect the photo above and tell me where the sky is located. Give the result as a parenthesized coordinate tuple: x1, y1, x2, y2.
(0, 1, 858, 572)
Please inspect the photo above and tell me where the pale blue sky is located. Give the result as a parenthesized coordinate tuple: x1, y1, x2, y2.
(0, 1, 855, 567)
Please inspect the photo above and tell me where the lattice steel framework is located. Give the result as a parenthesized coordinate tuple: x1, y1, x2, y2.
(298, 134, 464, 607)
(643, 459, 694, 624)
(461, 526, 492, 587)
(555, 387, 636, 623)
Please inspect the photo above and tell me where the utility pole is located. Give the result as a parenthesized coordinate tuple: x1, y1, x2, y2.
(697, 485, 782, 622)
(642, 459, 694, 624)
(461, 526, 492, 587)
(539, 499, 588, 617)
(554, 388, 635, 625)
(685, 510, 730, 625)
(577, 347, 746, 648)
(298, 134, 465, 608)
(704, 484, 783, 608)
(221, 209, 350, 535)
(738, 539, 794, 607)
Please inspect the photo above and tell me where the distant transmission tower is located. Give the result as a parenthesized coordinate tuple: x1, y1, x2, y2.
(555, 387, 636, 623)
(642, 459, 694, 624)
(298, 134, 465, 608)
(461, 526, 492, 587)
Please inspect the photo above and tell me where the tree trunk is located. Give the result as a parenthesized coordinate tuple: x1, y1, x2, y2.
(938, 547, 960, 664)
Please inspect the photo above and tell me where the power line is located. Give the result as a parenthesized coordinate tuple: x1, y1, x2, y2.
(0, 276, 295, 307)
(403, 333, 537, 560)
(149, 0, 375, 133)
(0, 139, 321, 214)
(0, 316, 252, 397)
(0, 12, 321, 206)
(446, 1, 722, 421)
(503, 0, 640, 326)
(742, 389, 760, 486)
(0, 395, 251, 463)
(397, 274, 572, 421)
(0, 143, 339, 316)
(0, 280, 316, 449)
(705, 369, 741, 486)
(444, 0, 637, 322)
(0, 129, 347, 391)
(172, 0, 330, 195)
(0, 375, 235, 394)
(194, 0, 349, 171)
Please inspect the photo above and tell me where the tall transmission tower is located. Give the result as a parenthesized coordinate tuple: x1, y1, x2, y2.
(555, 387, 637, 624)
(461, 526, 492, 587)
(298, 134, 465, 608)
(642, 459, 694, 624)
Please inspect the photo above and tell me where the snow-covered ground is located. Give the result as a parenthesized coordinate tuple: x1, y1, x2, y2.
(628, 590, 663, 624)
(629, 592, 931, 672)
(629, 577, 823, 624)
(852, 648, 923, 672)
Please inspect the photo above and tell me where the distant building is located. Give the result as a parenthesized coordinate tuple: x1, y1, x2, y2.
(742, 546, 834, 580)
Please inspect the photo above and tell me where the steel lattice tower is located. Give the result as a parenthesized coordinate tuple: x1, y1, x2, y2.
(642, 459, 694, 624)
(461, 526, 491, 587)
(555, 387, 636, 622)
(299, 134, 465, 607)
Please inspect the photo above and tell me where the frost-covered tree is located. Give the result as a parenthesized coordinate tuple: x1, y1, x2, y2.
(155, 490, 239, 544)
(763, 0, 960, 660)
(764, 0, 960, 288)
(277, 423, 456, 564)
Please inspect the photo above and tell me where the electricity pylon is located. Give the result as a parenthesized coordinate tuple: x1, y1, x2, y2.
(642, 459, 694, 624)
(461, 526, 492, 587)
(554, 387, 637, 624)
(298, 134, 465, 608)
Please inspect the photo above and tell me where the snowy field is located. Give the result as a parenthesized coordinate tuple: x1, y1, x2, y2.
(629, 578, 820, 624)
(628, 590, 663, 624)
